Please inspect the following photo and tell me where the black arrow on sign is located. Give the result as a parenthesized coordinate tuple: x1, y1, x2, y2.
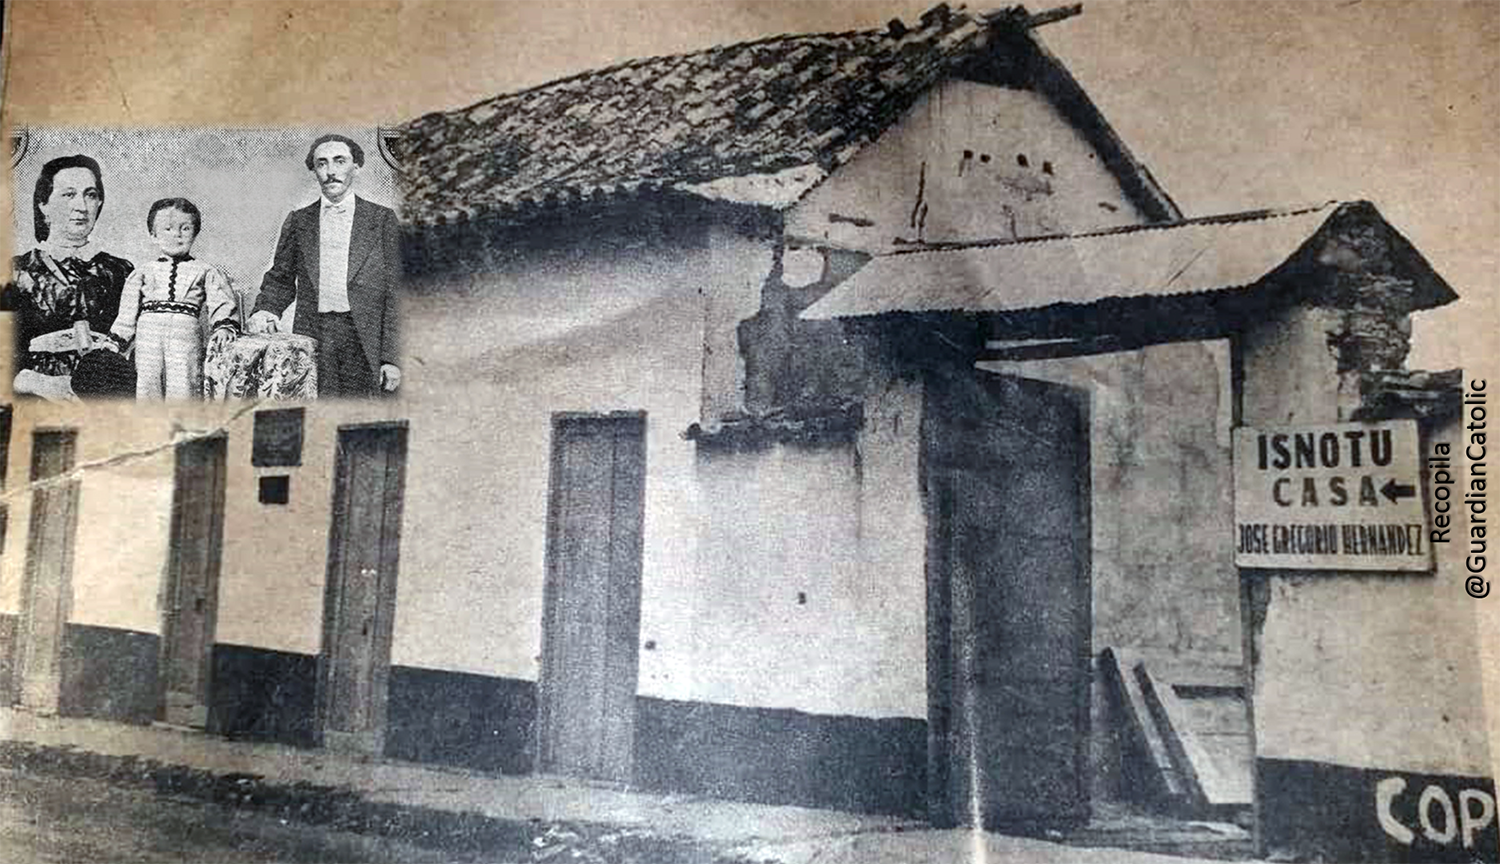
(1381, 479, 1416, 503)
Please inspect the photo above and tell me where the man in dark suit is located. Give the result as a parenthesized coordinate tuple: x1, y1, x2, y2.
(249, 134, 400, 398)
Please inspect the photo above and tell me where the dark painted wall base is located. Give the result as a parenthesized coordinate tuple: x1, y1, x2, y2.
(22, 627, 1500, 859)
(385, 665, 536, 775)
(1, 617, 160, 722)
(209, 643, 319, 748)
(27, 633, 927, 819)
(381, 662, 929, 817)
(1260, 757, 1499, 863)
(59, 623, 159, 724)
(635, 696, 927, 817)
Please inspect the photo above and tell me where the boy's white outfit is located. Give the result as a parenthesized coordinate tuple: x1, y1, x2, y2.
(110, 254, 239, 400)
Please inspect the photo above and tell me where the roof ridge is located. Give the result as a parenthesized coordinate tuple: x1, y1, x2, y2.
(881, 201, 1345, 257)
(415, 12, 979, 126)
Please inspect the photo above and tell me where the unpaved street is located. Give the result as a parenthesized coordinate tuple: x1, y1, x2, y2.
(0, 768, 487, 863)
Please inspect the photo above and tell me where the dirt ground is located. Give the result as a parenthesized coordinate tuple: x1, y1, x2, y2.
(0, 763, 747, 864)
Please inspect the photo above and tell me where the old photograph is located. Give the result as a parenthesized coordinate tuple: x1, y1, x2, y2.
(0, 1, 1496, 863)
(6, 127, 404, 401)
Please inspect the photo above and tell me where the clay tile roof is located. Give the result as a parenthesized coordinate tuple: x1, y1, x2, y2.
(396, 4, 1017, 228)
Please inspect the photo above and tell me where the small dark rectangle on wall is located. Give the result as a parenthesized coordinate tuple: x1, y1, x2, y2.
(252, 408, 305, 467)
(258, 475, 291, 505)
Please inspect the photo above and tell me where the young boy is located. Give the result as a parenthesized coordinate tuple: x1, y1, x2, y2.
(109, 198, 240, 400)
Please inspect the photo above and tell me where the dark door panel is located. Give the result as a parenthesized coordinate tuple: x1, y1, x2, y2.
(925, 371, 1091, 829)
(537, 413, 646, 783)
(318, 425, 407, 754)
(160, 435, 228, 728)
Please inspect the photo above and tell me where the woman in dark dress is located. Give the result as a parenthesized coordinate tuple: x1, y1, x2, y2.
(3, 154, 134, 401)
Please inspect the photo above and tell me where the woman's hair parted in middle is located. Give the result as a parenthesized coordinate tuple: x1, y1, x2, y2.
(147, 197, 203, 236)
(33, 154, 105, 242)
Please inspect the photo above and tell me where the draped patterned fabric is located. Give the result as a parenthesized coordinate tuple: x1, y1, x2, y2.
(203, 333, 318, 400)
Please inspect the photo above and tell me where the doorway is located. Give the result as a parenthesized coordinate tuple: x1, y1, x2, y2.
(924, 370, 1092, 829)
(536, 412, 646, 783)
(14, 429, 80, 714)
(317, 424, 408, 754)
(158, 434, 228, 728)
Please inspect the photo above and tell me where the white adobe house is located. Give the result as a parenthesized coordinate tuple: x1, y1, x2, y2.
(0, 5, 1490, 861)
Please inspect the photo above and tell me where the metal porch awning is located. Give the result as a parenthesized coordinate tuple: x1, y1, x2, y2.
(800, 202, 1457, 338)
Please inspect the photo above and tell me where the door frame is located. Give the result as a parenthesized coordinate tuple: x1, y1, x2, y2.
(157, 432, 228, 728)
(535, 410, 646, 782)
(315, 421, 408, 753)
(14, 427, 81, 714)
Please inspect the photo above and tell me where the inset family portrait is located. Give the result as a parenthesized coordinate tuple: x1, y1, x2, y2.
(5, 127, 404, 401)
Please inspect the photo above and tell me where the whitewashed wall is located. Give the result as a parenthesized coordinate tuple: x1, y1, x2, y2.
(687, 379, 928, 718)
(786, 78, 1146, 252)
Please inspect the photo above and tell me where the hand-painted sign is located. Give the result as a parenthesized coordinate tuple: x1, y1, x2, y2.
(1377, 775, 1497, 854)
(1234, 420, 1430, 571)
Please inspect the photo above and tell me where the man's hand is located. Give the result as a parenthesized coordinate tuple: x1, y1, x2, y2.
(248, 310, 281, 335)
(209, 328, 237, 354)
(380, 364, 401, 393)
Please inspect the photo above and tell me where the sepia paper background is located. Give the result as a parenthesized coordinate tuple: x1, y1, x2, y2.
(1, 0, 1496, 826)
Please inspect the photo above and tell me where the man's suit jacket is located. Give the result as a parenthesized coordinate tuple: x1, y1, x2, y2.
(253, 196, 400, 380)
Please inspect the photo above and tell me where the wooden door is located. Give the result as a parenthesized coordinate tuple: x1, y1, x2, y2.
(15, 429, 80, 714)
(924, 370, 1091, 829)
(159, 434, 228, 728)
(318, 424, 407, 754)
(537, 412, 646, 783)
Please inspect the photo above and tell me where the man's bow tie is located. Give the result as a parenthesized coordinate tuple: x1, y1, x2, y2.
(324, 202, 351, 215)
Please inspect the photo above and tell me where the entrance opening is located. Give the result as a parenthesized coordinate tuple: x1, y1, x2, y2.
(979, 341, 1253, 858)
(924, 370, 1092, 830)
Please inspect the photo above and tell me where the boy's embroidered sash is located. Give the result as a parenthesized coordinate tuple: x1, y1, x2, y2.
(141, 300, 200, 316)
